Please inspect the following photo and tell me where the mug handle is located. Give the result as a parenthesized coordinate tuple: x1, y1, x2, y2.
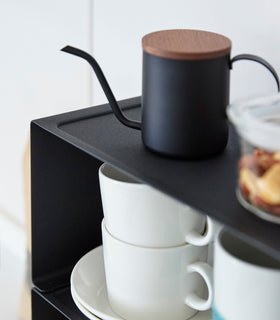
(230, 54, 280, 91)
(185, 217, 222, 246)
(185, 261, 213, 311)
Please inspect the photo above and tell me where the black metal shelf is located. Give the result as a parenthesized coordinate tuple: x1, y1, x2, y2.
(32, 287, 88, 320)
(31, 96, 280, 319)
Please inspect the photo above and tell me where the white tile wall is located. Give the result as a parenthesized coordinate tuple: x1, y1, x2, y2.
(0, 216, 26, 319)
(0, 0, 92, 226)
(0, 1, 92, 318)
(91, 0, 280, 106)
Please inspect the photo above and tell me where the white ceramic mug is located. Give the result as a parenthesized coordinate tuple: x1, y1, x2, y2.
(213, 230, 280, 320)
(99, 163, 219, 247)
(102, 219, 213, 320)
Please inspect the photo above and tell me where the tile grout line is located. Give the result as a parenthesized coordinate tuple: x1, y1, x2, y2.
(89, 0, 94, 105)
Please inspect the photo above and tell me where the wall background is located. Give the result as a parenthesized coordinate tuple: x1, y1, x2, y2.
(0, 1, 92, 318)
(91, 0, 280, 106)
(0, 0, 92, 257)
(0, 1, 280, 318)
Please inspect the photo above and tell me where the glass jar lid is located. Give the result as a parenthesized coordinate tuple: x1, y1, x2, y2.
(227, 94, 280, 151)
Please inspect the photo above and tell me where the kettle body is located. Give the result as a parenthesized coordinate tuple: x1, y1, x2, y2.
(142, 51, 230, 158)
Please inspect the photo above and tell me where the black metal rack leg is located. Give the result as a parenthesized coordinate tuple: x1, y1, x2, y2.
(31, 122, 103, 292)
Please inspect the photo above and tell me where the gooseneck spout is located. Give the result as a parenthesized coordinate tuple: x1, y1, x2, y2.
(61, 45, 141, 130)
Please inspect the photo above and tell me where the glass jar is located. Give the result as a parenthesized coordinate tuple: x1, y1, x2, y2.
(227, 94, 280, 223)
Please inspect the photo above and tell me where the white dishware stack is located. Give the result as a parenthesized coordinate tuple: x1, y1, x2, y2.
(98, 163, 219, 320)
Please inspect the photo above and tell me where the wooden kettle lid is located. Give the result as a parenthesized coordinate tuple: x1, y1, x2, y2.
(142, 29, 232, 60)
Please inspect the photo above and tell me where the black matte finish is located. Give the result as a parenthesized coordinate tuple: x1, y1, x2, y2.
(61, 46, 141, 130)
(31, 97, 280, 262)
(142, 52, 230, 158)
(31, 123, 103, 292)
(32, 288, 88, 320)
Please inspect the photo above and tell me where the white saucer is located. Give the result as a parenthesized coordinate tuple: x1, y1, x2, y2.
(71, 245, 122, 320)
(70, 246, 212, 320)
(71, 288, 100, 320)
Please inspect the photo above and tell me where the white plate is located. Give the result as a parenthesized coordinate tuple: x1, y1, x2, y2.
(70, 246, 212, 320)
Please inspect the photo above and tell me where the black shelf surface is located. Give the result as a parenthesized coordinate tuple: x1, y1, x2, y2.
(32, 96, 280, 260)
(33, 287, 88, 320)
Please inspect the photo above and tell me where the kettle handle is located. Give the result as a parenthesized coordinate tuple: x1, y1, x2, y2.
(230, 54, 280, 91)
(61, 46, 141, 130)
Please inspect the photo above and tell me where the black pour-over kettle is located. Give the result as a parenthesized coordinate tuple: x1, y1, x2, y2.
(61, 29, 279, 159)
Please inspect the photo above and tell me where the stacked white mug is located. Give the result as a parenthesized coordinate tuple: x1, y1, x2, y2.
(99, 163, 220, 320)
